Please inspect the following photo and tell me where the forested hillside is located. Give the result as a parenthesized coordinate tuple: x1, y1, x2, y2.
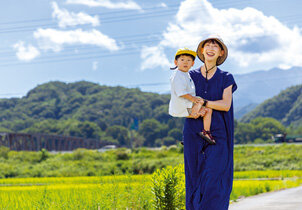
(0, 81, 184, 147)
(241, 84, 302, 127)
(0, 81, 300, 146)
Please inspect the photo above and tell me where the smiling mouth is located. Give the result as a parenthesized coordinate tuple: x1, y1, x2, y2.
(206, 52, 215, 57)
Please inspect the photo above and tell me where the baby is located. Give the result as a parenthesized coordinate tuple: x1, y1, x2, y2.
(169, 48, 215, 145)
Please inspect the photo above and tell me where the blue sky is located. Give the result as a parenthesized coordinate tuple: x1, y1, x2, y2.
(0, 0, 301, 97)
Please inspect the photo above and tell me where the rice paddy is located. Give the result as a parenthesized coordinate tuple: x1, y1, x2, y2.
(0, 170, 301, 209)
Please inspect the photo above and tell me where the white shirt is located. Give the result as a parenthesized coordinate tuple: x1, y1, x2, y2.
(169, 69, 196, 117)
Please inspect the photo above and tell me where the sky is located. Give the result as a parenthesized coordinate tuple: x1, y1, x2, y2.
(0, 0, 302, 97)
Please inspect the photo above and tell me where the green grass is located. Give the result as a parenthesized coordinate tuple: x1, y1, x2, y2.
(1, 144, 302, 178)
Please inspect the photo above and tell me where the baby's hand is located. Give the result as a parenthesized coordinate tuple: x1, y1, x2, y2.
(190, 104, 200, 119)
(198, 107, 207, 117)
(191, 113, 199, 119)
(192, 97, 203, 104)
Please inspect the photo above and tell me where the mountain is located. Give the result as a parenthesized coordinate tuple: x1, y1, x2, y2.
(240, 84, 302, 127)
(0, 81, 172, 138)
(234, 103, 258, 119)
(233, 66, 302, 118)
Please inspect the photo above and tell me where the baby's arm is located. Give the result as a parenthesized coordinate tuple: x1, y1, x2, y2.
(180, 94, 203, 118)
(180, 94, 202, 104)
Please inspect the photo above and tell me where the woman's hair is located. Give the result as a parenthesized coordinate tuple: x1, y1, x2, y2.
(175, 53, 196, 61)
(202, 39, 223, 50)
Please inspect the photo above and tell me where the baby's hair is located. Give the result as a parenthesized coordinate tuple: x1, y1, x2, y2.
(175, 53, 196, 61)
(202, 39, 223, 50)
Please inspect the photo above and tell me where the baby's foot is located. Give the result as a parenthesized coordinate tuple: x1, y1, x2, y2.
(198, 130, 216, 144)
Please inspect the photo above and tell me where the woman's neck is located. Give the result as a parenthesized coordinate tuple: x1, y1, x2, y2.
(201, 61, 217, 78)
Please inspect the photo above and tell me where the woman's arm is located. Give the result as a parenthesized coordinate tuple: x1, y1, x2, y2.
(205, 85, 233, 112)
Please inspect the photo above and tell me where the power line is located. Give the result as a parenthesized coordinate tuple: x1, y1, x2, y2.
(0, 1, 301, 66)
(0, 31, 163, 53)
(0, 48, 142, 68)
(0, 3, 180, 26)
(1, 0, 293, 34)
(0, 9, 176, 34)
(0, 8, 179, 34)
(0, 36, 163, 63)
(0, 30, 211, 64)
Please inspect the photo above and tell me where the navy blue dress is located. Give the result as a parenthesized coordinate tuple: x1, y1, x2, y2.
(184, 67, 237, 210)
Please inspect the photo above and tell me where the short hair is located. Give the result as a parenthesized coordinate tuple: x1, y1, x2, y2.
(175, 53, 196, 61)
(202, 39, 223, 50)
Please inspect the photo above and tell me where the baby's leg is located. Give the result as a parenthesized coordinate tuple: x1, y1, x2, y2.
(203, 107, 212, 131)
(197, 107, 216, 144)
(188, 102, 202, 118)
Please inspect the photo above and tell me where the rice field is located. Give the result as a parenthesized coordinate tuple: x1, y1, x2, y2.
(0, 174, 153, 209)
(0, 170, 301, 209)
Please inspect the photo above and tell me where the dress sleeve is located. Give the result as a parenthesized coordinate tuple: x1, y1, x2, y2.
(223, 72, 237, 93)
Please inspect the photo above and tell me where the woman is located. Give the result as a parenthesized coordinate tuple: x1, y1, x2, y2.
(183, 35, 237, 209)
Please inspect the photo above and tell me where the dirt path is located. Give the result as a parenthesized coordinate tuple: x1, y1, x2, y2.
(229, 185, 302, 210)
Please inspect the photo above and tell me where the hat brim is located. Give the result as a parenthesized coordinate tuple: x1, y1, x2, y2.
(175, 49, 197, 59)
(196, 37, 228, 66)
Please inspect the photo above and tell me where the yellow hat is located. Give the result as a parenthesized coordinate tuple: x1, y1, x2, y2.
(175, 48, 197, 60)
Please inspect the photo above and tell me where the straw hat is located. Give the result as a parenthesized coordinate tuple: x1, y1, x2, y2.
(196, 35, 228, 66)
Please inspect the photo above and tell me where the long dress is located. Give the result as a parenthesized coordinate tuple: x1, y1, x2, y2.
(183, 67, 237, 210)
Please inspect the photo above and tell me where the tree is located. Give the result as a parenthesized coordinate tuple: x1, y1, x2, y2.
(251, 117, 286, 141)
(168, 128, 183, 141)
(106, 125, 130, 147)
(234, 117, 286, 144)
(139, 119, 162, 147)
(234, 122, 256, 144)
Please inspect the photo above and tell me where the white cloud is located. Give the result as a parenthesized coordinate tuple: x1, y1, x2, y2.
(66, 0, 142, 10)
(34, 28, 119, 51)
(140, 0, 302, 73)
(140, 46, 170, 71)
(158, 3, 167, 8)
(52, 2, 100, 28)
(13, 41, 40, 61)
(92, 61, 98, 70)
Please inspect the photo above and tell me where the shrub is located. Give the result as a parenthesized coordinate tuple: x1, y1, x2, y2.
(39, 148, 49, 162)
(0, 146, 10, 159)
(151, 164, 185, 209)
(115, 149, 130, 160)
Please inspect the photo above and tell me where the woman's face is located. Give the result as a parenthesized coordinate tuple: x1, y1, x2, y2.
(202, 40, 224, 63)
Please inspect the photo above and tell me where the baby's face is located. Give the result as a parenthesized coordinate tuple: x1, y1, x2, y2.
(175, 55, 194, 72)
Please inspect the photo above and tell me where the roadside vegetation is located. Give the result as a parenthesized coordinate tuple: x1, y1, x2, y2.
(1, 144, 302, 178)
